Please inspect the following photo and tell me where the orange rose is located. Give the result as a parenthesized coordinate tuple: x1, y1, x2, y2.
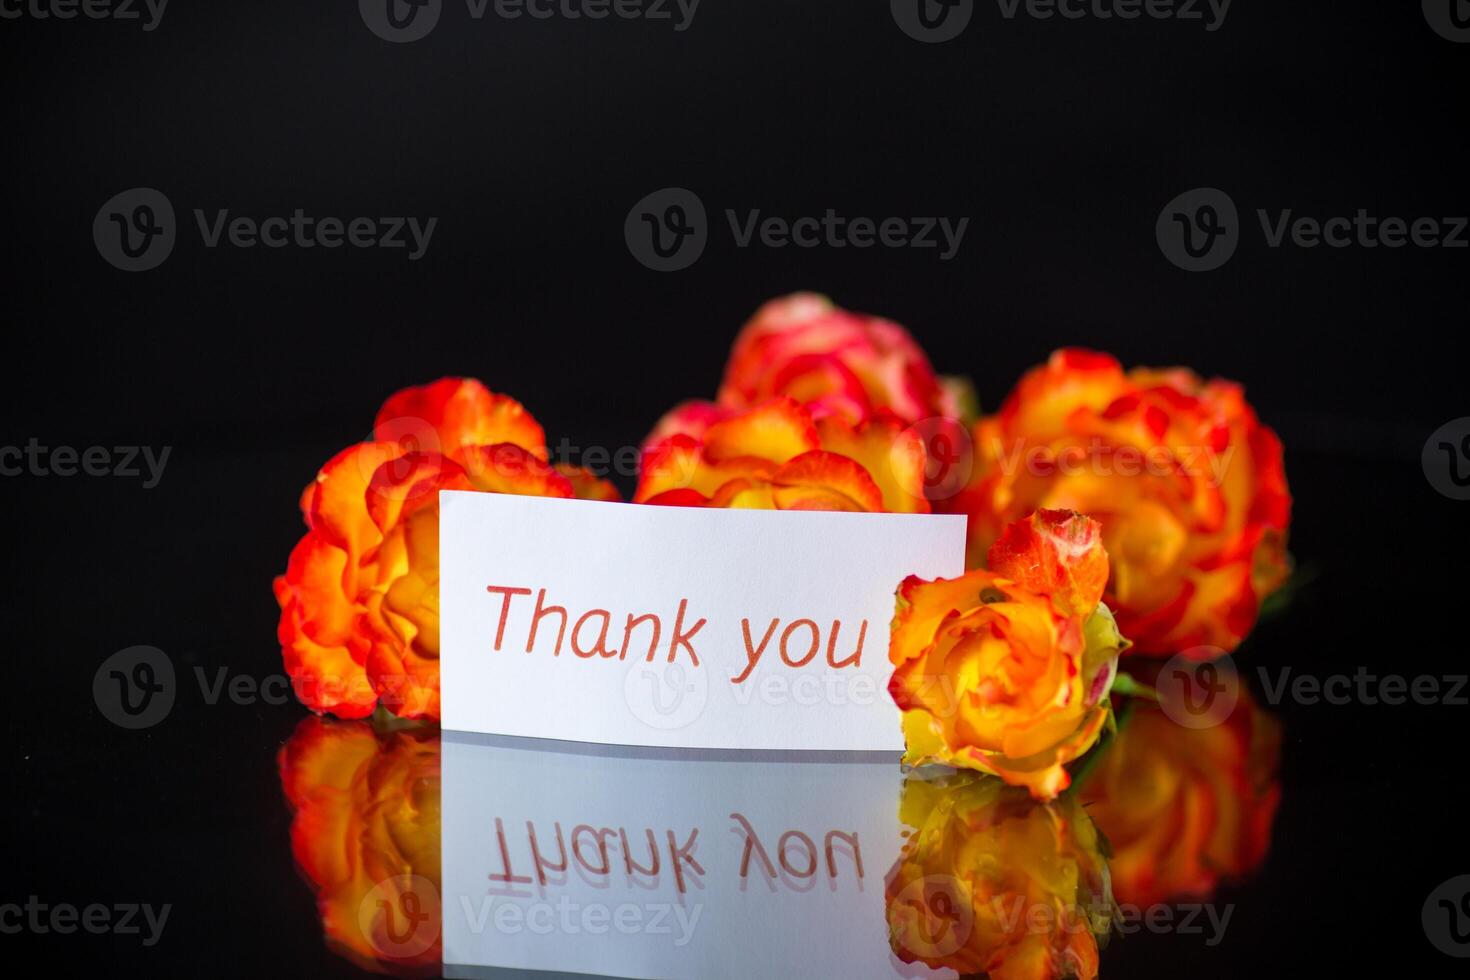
(278, 716, 442, 976)
(274, 379, 618, 720)
(635, 396, 932, 513)
(889, 510, 1129, 799)
(1077, 684, 1282, 906)
(646, 293, 968, 445)
(947, 349, 1291, 656)
(886, 771, 1112, 980)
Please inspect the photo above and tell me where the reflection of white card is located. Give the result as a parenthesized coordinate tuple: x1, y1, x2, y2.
(439, 492, 966, 750)
(441, 734, 953, 980)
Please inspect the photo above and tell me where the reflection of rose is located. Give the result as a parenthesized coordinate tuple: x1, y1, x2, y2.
(636, 396, 932, 513)
(945, 349, 1292, 656)
(889, 511, 1128, 800)
(886, 771, 1111, 979)
(646, 293, 968, 445)
(278, 716, 442, 976)
(1078, 684, 1282, 906)
(274, 379, 618, 719)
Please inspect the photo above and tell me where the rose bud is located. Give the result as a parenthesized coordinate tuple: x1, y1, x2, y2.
(645, 293, 969, 446)
(888, 511, 1129, 800)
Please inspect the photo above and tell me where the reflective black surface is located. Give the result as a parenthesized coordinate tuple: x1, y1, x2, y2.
(7, 448, 1467, 976)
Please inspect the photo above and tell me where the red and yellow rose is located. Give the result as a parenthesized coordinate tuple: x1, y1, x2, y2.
(945, 349, 1291, 656)
(646, 293, 969, 446)
(886, 771, 1112, 980)
(274, 378, 618, 720)
(889, 509, 1129, 800)
(636, 396, 931, 513)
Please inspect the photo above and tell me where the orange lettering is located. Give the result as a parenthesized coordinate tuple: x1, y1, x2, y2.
(571, 609, 615, 659)
(484, 585, 531, 651)
(620, 612, 662, 662)
(827, 619, 867, 669)
(733, 617, 779, 684)
(780, 619, 819, 667)
(527, 588, 568, 655)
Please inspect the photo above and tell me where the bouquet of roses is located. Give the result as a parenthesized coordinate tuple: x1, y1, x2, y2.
(275, 292, 1291, 979)
(277, 292, 1290, 754)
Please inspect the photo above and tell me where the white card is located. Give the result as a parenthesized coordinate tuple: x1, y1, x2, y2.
(441, 734, 954, 980)
(439, 492, 966, 750)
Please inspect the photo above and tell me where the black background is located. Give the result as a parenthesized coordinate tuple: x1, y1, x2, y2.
(3, 0, 1468, 976)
